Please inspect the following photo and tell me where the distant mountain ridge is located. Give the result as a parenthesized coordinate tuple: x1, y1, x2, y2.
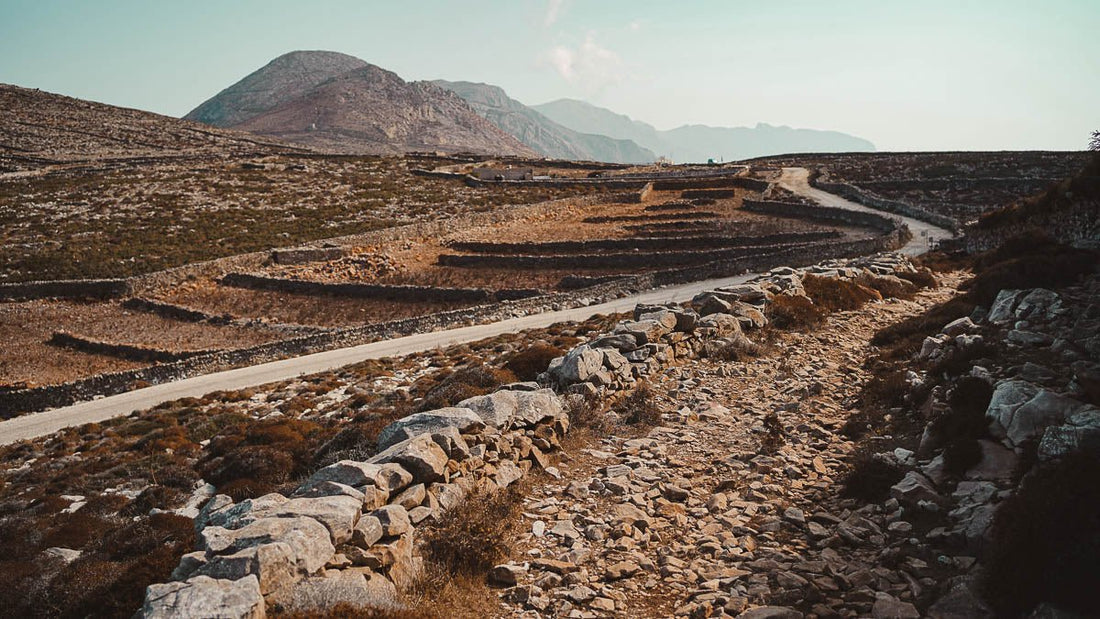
(184, 51, 536, 156)
(533, 98, 875, 163)
(432, 80, 655, 164)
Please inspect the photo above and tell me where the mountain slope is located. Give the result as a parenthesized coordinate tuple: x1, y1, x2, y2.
(533, 98, 667, 155)
(534, 98, 875, 163)
(0, 84, 297, 172)
(433, 80, 654, 164)
(185, 51, 536, 156)
(184, 50, 369, 128)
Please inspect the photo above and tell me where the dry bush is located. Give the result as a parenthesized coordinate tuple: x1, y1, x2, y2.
(278, 604, 425, 619)
(854, 273, 917, 300)
(564, 392, 612, 434)
(982, 452, 1100, 616)
(962, 244, 1097, 306)
(841, 449, 905, 501)
(870, 297, 976, 357)
(420, 486, 523, 577)
(621, 383, 661, 426)
(199, 418, 333, 500)
(766, 294, 825, 330)
(803, 274, 881, 312)
(759, 412, 785, 454)
(703, 335, 763, 361)
(931, 377, 994, 475)
(414, 365, 516, 413)
(502, 342, 565, 381)
(896, 268, 938, 289)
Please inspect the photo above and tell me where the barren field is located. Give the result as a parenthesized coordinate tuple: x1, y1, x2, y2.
(0, 299, 288, 386)
(0, 155, 595, 282)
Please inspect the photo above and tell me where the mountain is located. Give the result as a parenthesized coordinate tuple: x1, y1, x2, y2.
(533, 98, 875, 163)
(432, 80, 654, 164)
(185, 51, 536, 157)
(185, 50, 369, 128)
(0, 84, 297, 172)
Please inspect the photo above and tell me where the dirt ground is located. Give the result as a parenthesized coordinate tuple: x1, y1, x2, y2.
(0, 299, 287, 387)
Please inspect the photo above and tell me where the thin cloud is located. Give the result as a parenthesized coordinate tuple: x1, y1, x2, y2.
(544, 0, 565, 27)
(538, 32, 623, 92)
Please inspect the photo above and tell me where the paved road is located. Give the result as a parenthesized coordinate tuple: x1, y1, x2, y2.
(0, 169, 954, 444)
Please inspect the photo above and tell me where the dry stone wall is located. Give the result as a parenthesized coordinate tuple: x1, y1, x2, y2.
(0, 278, 129, 301)
(139, 251, 921, 618)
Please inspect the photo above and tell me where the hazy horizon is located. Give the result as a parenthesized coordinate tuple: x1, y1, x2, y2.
(1, 0, 1096, 152)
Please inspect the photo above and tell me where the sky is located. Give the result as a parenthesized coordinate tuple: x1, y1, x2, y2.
(1, 0, 1097, 151)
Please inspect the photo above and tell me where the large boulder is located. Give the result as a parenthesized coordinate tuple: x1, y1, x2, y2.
(200, 516, 335, 575)
(302, 461, 384, 492)
(988, 382, 1085, 447)
(376, 407, 484, 451)
(588, 333, 639, 353)
(697, 313, 741, 337)
(368, 433, 450, 484)
(458, 390, 518, 429)
(551, 345, 604, 384)
(512, 389, 564, 428)
(197, 542, 299, 595)
(613, 320, 668, 346)
(985, 380, 1040, 446)
(987, 289, 1026, 324)
(142, 575, 264, 619)
(1038, 406, 1100, 460)
(270, 570, 398, 614)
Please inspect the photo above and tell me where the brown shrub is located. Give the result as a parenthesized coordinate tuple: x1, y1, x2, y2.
(854, 273, 917, 300)
(766, 294, 825, 330)
(759, 412, 785, 454)
(703, 335, 763, 361)
(803, 274, 881, 312)
(421, 486, 522, 576)
(982, 452, 1100, 616)
(621, 383, 661, 426)
(503, 343, 564, 381)
(563, 392, 612, 434)
(896, 268, 938, 289)
(415, 365, 516, 413)
(841, 450, 904, 501)
(870, 297, 976, 357)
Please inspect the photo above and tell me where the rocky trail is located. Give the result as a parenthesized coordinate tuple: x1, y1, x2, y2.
(494, 277, 964, 618)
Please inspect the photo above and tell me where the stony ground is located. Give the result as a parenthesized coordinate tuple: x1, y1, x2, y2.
(492, 276, 964, 618)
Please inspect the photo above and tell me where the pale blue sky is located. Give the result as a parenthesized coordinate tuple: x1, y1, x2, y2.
(1, 0, 1096, 151)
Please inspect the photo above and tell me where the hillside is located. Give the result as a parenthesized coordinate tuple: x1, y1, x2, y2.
(433, 80, 655, 164)
(534, 98, 876, 162)
(186, 51, 536, 157)
(0, 84, 298, 172)
(184, 50, 370, 128)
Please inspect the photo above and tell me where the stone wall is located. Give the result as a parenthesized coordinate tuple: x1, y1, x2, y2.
(0, 278, 129, 302)
(48, 331, 218, 364)
(447, 231, 841, 255)
(138, 251, 919, 618)
(437, 241, 829, 270)
(740, 199, 901, 233)
(271, 247, 349, 266)
(681, 189, 737, 200)
(219, 273, 503, 304)
(810, 177, 961, 233)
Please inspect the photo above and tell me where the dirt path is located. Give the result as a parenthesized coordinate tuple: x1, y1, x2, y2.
(494, 277, 964, 618)
(778, 167, 955, 255)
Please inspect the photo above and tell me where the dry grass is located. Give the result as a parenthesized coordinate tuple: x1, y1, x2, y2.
(765, 294, 825, 330)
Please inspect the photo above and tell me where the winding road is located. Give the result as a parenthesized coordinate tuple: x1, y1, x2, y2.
(0, 170, 953, 445)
